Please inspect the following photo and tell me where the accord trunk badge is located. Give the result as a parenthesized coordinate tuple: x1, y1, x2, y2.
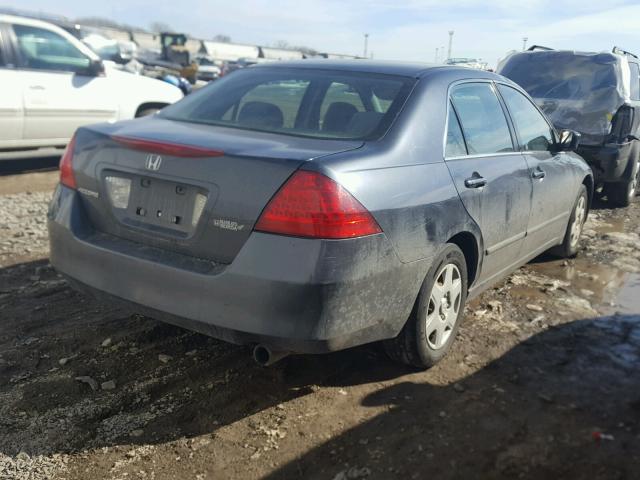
(145, 154, 162, 171)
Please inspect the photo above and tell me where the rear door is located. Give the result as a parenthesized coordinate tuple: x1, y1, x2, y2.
(496, 83, 575, 253)
(0, 23, 24, 148)
(10, 22, 118, 144)
(444, 81, 533, 285)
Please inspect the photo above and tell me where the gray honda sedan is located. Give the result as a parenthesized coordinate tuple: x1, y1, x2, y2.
(48, 61, 592, 368)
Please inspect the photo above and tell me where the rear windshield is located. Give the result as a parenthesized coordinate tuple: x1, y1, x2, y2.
(499, 52, 619, 100)
(159, 67, 415, 140)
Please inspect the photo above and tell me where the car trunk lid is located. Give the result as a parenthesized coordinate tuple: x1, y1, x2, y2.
(72, 117, 363, 264)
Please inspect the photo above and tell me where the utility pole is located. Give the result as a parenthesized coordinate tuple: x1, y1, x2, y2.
(447, 30, 454, 60)
(522, 36, 528, 51)
(435, 47, 439, 62)
(363, 33, 369, 58)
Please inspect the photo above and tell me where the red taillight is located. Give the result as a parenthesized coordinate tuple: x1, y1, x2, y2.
(254, 171, 382, 239)
(60, 134, 77, 189)
(111, 135, 224, 158)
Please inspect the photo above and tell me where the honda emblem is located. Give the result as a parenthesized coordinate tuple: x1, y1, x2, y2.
(145, 154, 162, 171)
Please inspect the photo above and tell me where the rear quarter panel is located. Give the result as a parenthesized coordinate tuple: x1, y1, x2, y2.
(309, 73, 483, 266)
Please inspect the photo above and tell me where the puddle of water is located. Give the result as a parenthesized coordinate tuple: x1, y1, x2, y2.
(610, 273, 640, 314)
(530, 258, 639, 314)
(592, 216, 626, 234)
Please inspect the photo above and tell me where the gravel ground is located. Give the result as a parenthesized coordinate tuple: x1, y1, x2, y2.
(0, 175, 639, 480)
(0, 192, 50, 264)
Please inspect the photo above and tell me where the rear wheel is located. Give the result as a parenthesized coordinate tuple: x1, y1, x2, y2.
(550, 185, 588, 258)
(384, 244, 468, 369)
(606, 157, 639, 207)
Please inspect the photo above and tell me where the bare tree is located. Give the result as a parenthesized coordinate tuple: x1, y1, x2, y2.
(292, 45, 318, 56)
(149, 21, 173, 33)
(213, 34, 231, 43)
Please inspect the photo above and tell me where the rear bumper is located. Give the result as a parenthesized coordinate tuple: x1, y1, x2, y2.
(577, 142, 634, 183)
(48, 185, 428, 353)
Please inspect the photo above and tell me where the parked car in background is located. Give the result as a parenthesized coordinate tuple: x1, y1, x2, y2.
(445, 57, 489, 70)
(195, 56, 221, 82)
(0, 14, 183, 152)
(56, 22, 138, 65)
(48, 61, 592, 369)
(498, 46, 640, 206)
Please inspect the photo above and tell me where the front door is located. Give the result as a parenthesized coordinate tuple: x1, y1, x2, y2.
(496, 84, 576, 253)
(444, 82, 533, 286)
(0, 24, 24, 147)
(11, 23, 117, 144)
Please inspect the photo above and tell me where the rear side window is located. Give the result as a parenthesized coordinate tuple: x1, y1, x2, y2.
(13, 24, 90, 72)
(445, 103, 467, 157)
(450, 83, 514, 155)
(160, 68, 415, 141)
(629, 63, 640, 100)
(498, 85, 554, 151)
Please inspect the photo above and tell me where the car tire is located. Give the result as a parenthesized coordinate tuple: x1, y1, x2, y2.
(384, 244, 468, 369)
(550, 184, 588, 258)
(605, 157, 639, 207)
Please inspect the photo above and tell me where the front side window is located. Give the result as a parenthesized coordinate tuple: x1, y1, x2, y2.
(498, 85, 555, 152)
(13, 24, 90, 73)
(160, 68, 415, 140)
(450, 83, 514, 155)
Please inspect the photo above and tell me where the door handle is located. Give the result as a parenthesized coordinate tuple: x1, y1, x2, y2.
(532, 168, 546, 180)
(464, 175, 487, 189)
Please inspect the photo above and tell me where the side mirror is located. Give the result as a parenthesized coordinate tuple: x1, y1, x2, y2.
(555, 129, 581, 152)
(83, 59, 105, 77)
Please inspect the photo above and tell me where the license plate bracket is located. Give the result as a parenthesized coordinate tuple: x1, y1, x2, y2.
(107, 173, 207, 238)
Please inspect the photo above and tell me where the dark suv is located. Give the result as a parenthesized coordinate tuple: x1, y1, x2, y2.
(498, 46, 640, 206)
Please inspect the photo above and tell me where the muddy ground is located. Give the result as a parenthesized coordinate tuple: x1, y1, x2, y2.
(0, 171, 639, 480)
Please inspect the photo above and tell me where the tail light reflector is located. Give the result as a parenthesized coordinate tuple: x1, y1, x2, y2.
(255, 171, 382, 239)
(111, 135, 224, 158)
(60, 134, 77, 189)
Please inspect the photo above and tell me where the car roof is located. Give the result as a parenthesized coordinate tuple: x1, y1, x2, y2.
(0, 13, 100, 61)
(0, 13, 63, 29)
(253, 59, 500, 79)
(507, 49, 620, 62)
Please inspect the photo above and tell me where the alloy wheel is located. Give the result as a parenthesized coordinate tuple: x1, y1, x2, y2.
(570, 195, 586, 248)
(425, 263, 462, 350)
(631, 160, 640, 199)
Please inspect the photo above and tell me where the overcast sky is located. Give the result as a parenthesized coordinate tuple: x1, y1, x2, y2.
(4, 0, 640, 66)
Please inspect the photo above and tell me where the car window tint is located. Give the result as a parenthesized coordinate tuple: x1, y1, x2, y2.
(13, 24, 90, 73)
(319, 82, 365, 131)
(445, 104, 467, 157)
(629, 63, 640, 101)
(498, 85, 554, 152)
(450, 83, 514, 155)
(235, 79, 310, 129)
(160, 68, 415, 140)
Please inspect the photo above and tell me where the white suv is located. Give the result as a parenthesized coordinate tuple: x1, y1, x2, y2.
(0, 14, 183, 152)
